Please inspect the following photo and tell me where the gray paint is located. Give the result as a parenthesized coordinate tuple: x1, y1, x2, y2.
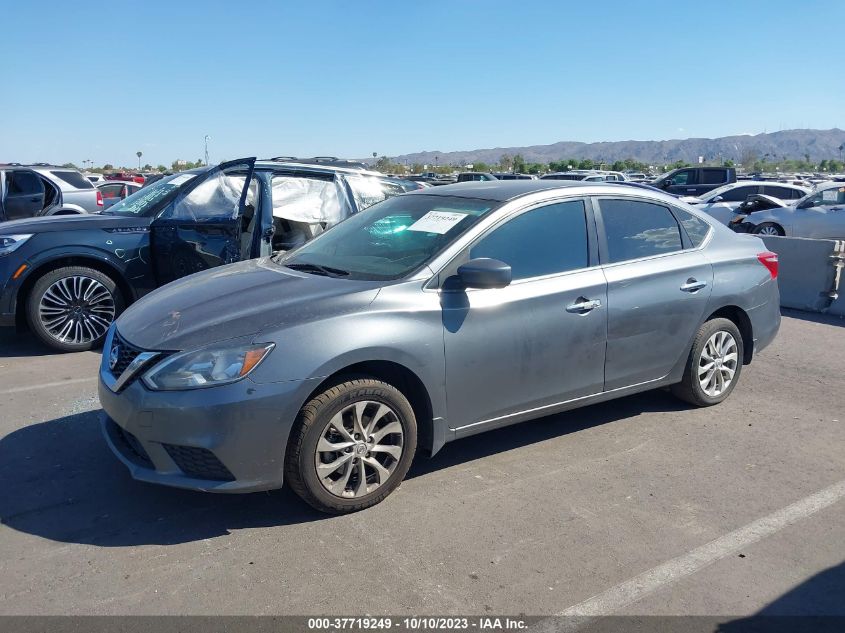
(99, 182, 781, 492)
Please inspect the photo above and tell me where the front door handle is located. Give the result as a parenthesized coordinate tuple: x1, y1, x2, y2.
(566, 298, 602, 313)
(680, 278, 707, 292)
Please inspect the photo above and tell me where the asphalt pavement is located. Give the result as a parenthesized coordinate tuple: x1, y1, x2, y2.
(0, 310, 843, 618)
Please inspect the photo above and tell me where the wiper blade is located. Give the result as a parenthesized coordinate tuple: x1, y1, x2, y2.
(285, 262, 349, 277)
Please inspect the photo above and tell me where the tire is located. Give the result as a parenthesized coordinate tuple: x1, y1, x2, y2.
(285, 378, 417, 514)
(26, 266, 123, 352)
(671, 318, 744, 407)
(752, 222, 784, 236)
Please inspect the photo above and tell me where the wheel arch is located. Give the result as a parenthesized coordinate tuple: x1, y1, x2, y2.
(297, 360, 438, 458)
(15, 256, 135, 329)
(705, 305, 754, 364)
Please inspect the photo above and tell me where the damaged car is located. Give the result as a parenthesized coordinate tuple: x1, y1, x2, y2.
(0, 158, 418, 351)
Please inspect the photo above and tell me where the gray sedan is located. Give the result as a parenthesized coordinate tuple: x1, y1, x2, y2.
(737, 182, 845, 239)
(98, 181, 781, 513)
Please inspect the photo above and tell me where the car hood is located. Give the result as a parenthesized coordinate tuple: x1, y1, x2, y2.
(114, 258, 383, 350)
(0, 213, 152, 233)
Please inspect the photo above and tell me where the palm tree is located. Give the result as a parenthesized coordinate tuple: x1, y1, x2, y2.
(136, 151, 142, 170)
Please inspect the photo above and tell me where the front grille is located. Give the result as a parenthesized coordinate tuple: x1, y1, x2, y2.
(109, 331, 145, 378)
(162, 444, 235, 482)
(107, 418, 153, 467)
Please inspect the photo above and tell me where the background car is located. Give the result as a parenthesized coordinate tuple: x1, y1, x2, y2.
(732, 182, 845, 238)
(97, 180, 780, 514)
(651, 166, 736, 196)
(683, 181, 810, 225)
(97, 181, 143, 210)
(0, 164, 102, 221)
(0, 157, 416, 351)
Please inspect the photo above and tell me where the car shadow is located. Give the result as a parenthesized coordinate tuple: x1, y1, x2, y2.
(781, 307, 845, 328)
(0, 391, 686, 547)
(0, 328, 87, 358)
(714, 561, 845, 632)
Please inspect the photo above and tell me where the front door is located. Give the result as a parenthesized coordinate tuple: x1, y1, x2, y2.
(595, 197, 714, 390)
(3, 170, 45, 220)
(442, 199, 607, 431)
(150, 158, 256, 285)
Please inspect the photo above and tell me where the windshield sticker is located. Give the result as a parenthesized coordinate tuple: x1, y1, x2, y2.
(169, 174, 195, 187)
(407, 210, 468, 234)
(822, 189, 839, 201)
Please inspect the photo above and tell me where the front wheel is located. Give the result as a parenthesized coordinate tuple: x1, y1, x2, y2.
(26, 266, 123, 352)
(752, 222, 784, 236)
(671, 318, 744, 407)
(285, 378, 417, 514)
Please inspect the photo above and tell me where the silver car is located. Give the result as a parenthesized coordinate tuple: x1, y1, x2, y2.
(683, 181, 809, 226)
(737, 182, 845, 238)
(98, 181, 781, 514)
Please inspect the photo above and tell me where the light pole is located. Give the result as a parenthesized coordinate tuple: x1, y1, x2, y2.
(204, 135, 210, 166)
(136, 151, 142, 171)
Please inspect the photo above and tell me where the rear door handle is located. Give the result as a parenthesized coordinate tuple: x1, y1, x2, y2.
(680, 279, 707, 292)
(566, 298, 602, 313)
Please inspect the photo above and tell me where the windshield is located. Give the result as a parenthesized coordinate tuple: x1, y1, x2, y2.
(105, 173, 196, 216)
(275, 194, 497, 281)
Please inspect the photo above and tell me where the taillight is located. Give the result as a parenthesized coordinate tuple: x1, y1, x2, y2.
(757, 251, 778, 279)
(96, 190, 104, 207)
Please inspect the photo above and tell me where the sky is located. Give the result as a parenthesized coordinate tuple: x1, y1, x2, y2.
(2, 0, 844, 168)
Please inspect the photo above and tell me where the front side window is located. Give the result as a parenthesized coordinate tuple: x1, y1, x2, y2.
(277, 194, 496, 280)
(599, 199, 683, 263)
(670, 170, 694, 186)
(470, 200, 588, 281)
(717, 185, 758, 202)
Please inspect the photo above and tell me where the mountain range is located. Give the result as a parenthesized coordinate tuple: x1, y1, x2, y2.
(380, 129, 845, 167)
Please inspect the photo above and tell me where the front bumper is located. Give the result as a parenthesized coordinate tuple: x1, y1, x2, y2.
(98, 363, 321, 493)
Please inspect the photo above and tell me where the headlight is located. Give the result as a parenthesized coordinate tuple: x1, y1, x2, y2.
(142, 342, 274, 391)
(0, 234, 34, 257)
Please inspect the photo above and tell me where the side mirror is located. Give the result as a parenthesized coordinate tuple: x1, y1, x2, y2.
(711, 195, 723, 203)
(663, 179, 674, 188)
(456, 258, 512, 289)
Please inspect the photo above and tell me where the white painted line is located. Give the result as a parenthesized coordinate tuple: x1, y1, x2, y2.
(0, 377, 96, 395)
(533, 478, 845, 632)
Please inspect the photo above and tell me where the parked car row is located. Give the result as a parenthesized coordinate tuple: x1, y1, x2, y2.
(729, 182, 845, 238)
(0, 158, 422, 351)
(0, 164, 102, 220)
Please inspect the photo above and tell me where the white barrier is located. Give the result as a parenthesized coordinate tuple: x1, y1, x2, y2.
(759, 236, 845, 315)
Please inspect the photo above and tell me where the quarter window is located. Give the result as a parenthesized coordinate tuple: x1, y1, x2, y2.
(673, 208, 711, 247)
(470, 200, 589, 281)
(600, 199, 683, 263)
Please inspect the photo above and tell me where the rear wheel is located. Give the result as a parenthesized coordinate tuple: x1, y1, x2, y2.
(285, 378, 417, 514)
(752, 222, 784, 236)
(26, 266, 123, 352)
(671, 318, 743, 407)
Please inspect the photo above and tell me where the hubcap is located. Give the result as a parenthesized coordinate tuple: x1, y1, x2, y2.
(38, 275, 115, 344)
(698, 330, 738, 397)
(758, 225, 779, 235)
(315, 400, 404, 498)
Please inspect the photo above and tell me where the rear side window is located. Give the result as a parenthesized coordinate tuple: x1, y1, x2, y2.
(470, 200, 589, 281)
(673, 208, 711, 247)
(701, 169, 728, 185)
(599, 199, 683, 263)
(762, 185, 801, 200)
(50, 170, 94, 189)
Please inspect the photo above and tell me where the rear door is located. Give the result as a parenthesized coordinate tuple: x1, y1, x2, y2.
(3, 170, 45, 220)
(150, 158, 256, 285)
(595, 196, 714, 390)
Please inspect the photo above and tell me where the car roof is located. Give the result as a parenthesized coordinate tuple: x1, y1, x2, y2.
(404, 179, 603, 201)
(254, 160, 383, 177)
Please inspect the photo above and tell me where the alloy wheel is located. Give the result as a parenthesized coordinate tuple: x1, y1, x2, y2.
(314, 400, 404, 498)
(698, 330, 738, 397)
(757, 225, 781, 236)
(38, 275, 115, 344)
